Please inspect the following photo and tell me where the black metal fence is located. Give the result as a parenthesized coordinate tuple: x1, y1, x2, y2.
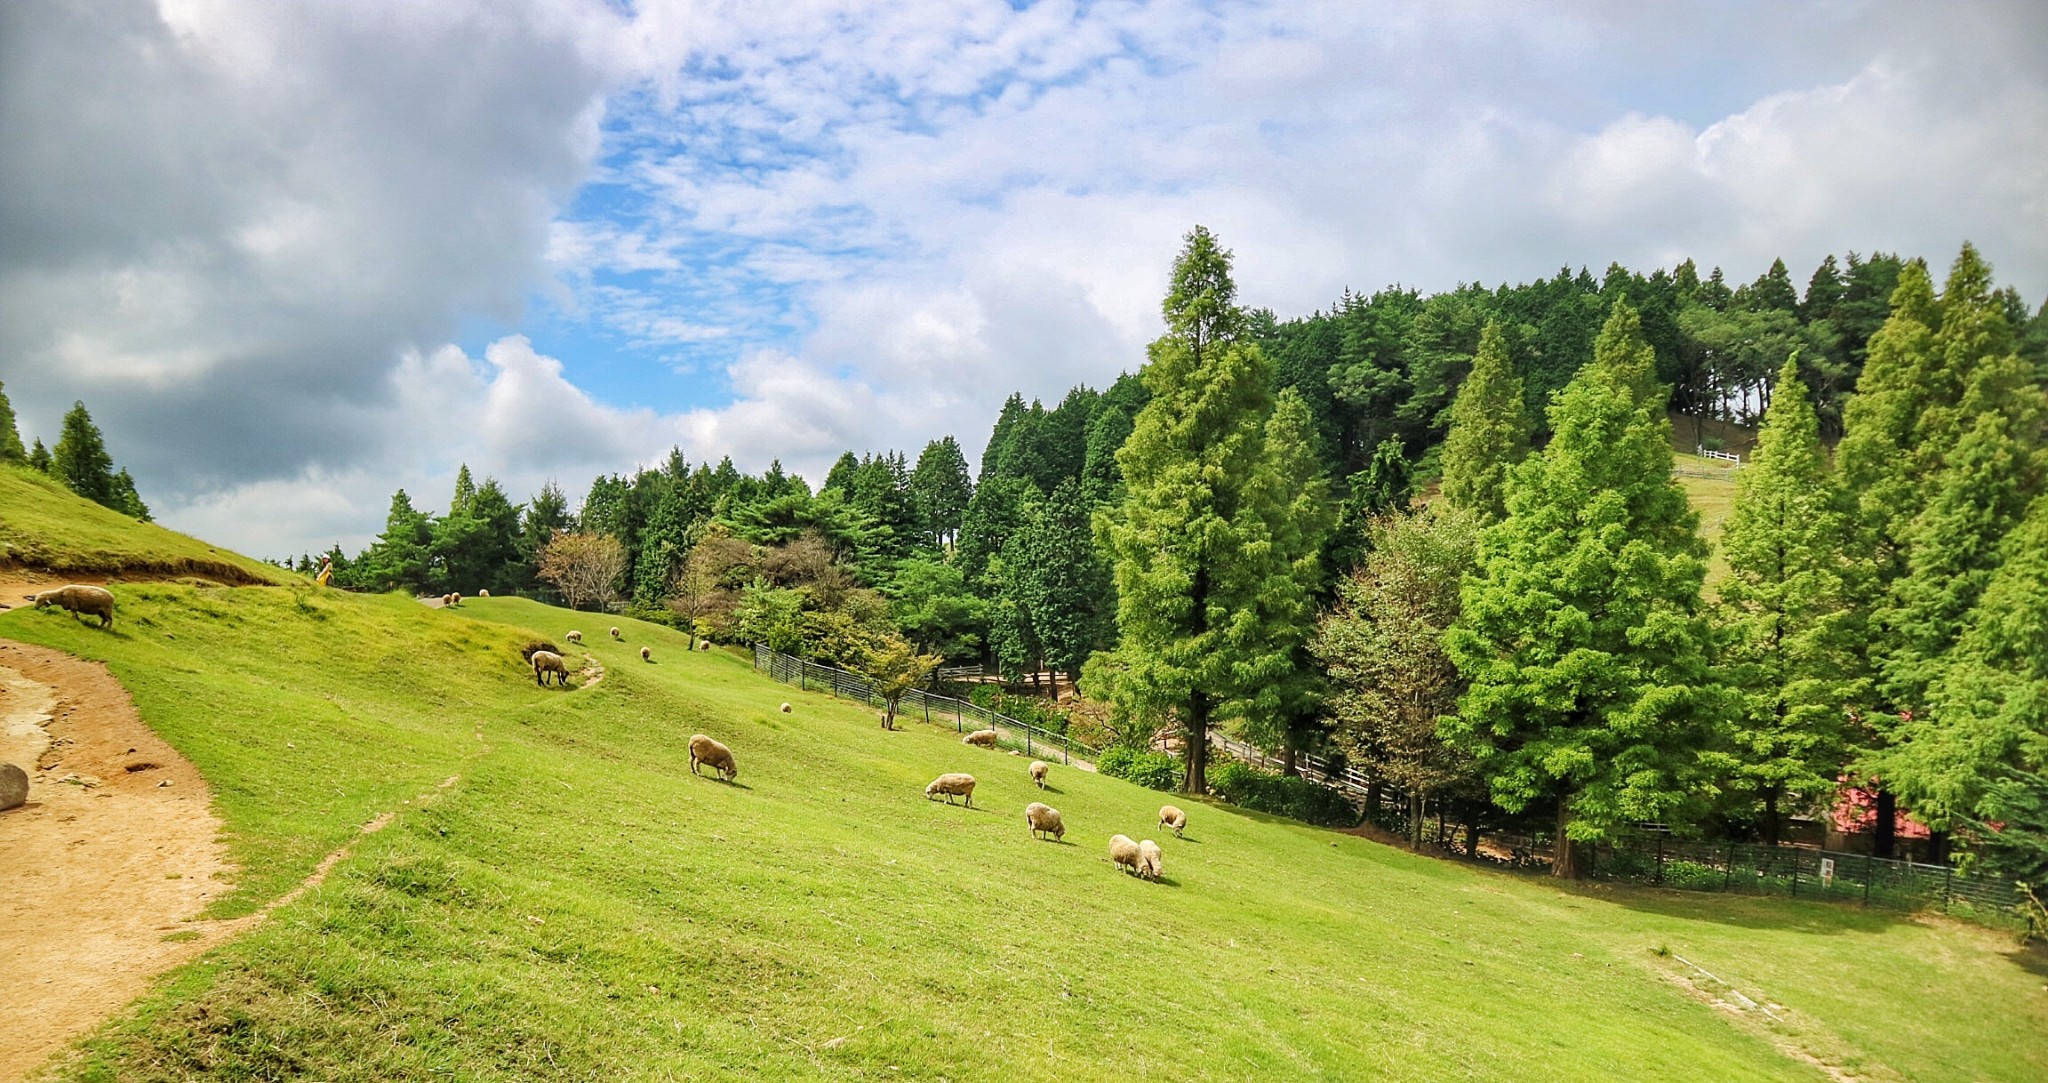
(752, 644, 1097, 765)
(1589, 834, 2027, 920)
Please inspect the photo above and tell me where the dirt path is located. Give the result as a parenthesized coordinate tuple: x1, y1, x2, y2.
(0, 639, 235, 1083)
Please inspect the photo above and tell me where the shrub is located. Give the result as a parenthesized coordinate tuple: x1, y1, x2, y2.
(1099, 748, 1179, 791)
(1209, 762, 1360, 827)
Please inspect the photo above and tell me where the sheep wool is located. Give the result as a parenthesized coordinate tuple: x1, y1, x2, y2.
(477, 589, 490, 598)
(640, 646, 652, 662)
(1108, 834, 1142, 876)
(924, 773, 977, 807)
(1029, 761, 1050, 789)
(450, 592, 462, 606)
(530, 650, 570, 687)
(688, 734, 738, 781)
(779, 702, 792, 713)
(1159, 805, 1187, 838)
(1137, 839, 1164, 881)
(962, 729, 998, 748)
(1024, 802, 1064, 841)
(26, 585, 116, 628)
(566, 630, 583, 643)
(610, 626, 621, 640)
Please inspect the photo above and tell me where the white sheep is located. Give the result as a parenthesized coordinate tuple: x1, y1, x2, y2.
(610, 626, 621, 640)
(1109, 834, 1142, 876)
(688, 734, 738, 781)
(478, 589, 490, 598)
(441, 593, 452, 606)
(640, 646, 652, 662)
(26, 585, 115, 628)
(1025, 802, 1064, 841)
(698, 641, 712, 651)
(1159, 805, 1187, 838)
(1138, 839, 1164, 881)
(779, 702, 792, 713)
(924, 773, 976, 807)
(565, 630, 583, 643)
(962, 729, 998, 748)
(450, 592, 462, 607)
(531, 650, 570, 687)
(1028, 760, 1049, 789)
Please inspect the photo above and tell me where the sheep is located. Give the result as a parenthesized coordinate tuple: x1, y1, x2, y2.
(441, 593, 452, 606)
(924, 773, 976, 807)
(698, 641, 712, 651)
(450, 592, 462, 606)
(688, 734, 738, 781)
(779, 702, 792, 713)
(610, 626, 621, 640)
(1137, 839, 1164, 881)
(962, 729, 998, 749)
(1159, 805, 1187, 838)
(565, 630, 583, 643)
(477, 589, 490, 598)
(530, 650, 570, 687)
(26, 585, 115, 628)
(1025, 802, 1064, 841)
(1029, 760, 1050, 789)
(1109, 834, 1142, 876)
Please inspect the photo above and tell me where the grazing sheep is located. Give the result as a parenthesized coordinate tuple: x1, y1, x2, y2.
(565, 630, 583, 643)
(699, 641, 712, 651)
(530, 650, 570, 687)
(450, 592, 462, 606)
(1024, 802, 1064, 841)
(1137, 839, 1164, 881)
(640, 646, 652, 662)
(924, 773, 976, 807)
(1159, 805, 1187, 838)
(779, 702, 792, 713)
(1029, 760, 1050, 789)
(1109, 834, 1142, 876)
(610, 626, 621, 640)
(962, 729, 998, 748)
(477, 589, 490, 598)
(688, 734, 738, 781)
(26, 585, 115, 628)
(440, 593, 451, 606)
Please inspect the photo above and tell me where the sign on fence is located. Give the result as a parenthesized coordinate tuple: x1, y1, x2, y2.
(1820, 858, 1835, 887)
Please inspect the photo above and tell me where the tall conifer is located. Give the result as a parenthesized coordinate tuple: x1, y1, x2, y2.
(1438, 320, 1529, 524)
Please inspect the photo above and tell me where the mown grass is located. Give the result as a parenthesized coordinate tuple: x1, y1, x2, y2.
(2, 480, 2042, 1081)
(3, 587, 2043, 1080)
(0, 464, 286, 584)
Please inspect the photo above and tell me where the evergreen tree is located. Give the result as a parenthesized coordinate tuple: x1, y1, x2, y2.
(435, 477, 524, 595)
(1001, 480, 1116, 685)
(1094, 226, 1329, 793)
(1715, 357, 1864, 845)
(1443, 303, 1723, 876)
(954, 474, 1035, 591)
(907, 436, 973, 548)
(0, 379, 25, 462)
(27, 438, 51, 474)
(109, 468, 151, 521)
(357, 490, 435, 593)
(821, 451, 861, 495)
(52, 401, 119, 508)
(450, 464, 477, 517)
(1080, 372, 1149, 505)
(1437, 320, 1529, 524)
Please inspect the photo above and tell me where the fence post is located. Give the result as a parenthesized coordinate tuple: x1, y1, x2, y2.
(1943, 866, 1954, 910)
(1863, 855, 1874, 907)
(1656, 834, 1666, 885)
(1791, 849, 1800, 898)
(1723, 844, 1736, 892)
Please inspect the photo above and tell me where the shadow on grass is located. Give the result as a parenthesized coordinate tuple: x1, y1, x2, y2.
(1549, 877, 1913, 936)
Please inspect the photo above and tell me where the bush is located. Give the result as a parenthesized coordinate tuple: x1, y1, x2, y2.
(1209, 762, 1360, 827)
(1098, 748, 1180, 791)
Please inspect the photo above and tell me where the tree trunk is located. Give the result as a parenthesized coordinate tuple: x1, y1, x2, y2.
(1407, 792, 1423, 850)
(1365, 779, 1383, 820)
(1928, 829, 1948, 865)
(1553, 794, 1580, 879)
(1280, 737, 1299, 778)
(1463, 807, 1481, 859)
(1761, 786, 1781, 848)
(1184, 691, 1210, 793)
(1873, 789, 1897, 859)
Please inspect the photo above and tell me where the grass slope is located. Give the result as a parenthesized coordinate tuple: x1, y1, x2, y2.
(6, 585, 2044, 1081)
(0, 465, 285, 584)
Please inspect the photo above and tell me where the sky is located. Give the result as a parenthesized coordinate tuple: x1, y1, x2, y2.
(2, 0, 2045, 559)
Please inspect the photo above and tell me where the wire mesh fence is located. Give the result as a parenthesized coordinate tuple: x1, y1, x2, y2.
(752, 644, 1097, 765)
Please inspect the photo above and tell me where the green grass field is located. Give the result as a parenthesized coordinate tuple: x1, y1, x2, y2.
(0, 465, 286, 584)
(3, 470, 2043, 1081)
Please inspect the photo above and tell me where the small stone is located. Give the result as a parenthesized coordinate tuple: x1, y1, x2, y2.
(0, 762, 27, 811)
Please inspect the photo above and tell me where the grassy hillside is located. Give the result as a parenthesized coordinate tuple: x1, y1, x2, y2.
(0, 465, 286, 584)
(6, 584, 2045, 1081)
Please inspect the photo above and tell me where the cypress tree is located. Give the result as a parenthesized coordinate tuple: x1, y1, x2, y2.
(1438, 320, 1529, 524)
(1715, 357, 1863, 845)
(1444, 302, 1723, 876)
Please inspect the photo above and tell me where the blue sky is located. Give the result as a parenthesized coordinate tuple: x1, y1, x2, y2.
(2, 0, 2044, 557)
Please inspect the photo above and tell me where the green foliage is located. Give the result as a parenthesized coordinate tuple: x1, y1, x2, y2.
(0, 378, 25, 461)
(51, 399, 144, 516)
(1714, 358, 1865, 842)
(352, 490, 435, 594)
(907, 436, 973, 548)
(1445, 303, 1724, 870)
(26, 437, 52, 473)
(881, 556, 984, 658)
(1437, 321, 1529, 523)
(1096, 747, 1180, 791)
(1208, 761, 1361, 827)
(996, 480, 1115, 681)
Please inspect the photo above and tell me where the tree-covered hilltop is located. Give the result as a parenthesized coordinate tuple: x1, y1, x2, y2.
(285, 236, 2048, 884)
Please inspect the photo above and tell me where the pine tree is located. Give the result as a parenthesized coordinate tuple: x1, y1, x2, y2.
(908, 436, 973, 548)
(1094, 226, 1329, 792)
(1437, 320, 1529, 524)
(1002, 480, 1116, 686)
(1443, 302, 1723, 876)
(450, 464, 478, 517)
(27, 439, 52, 474)
(52, 401, 118, 508)
(1715, 357, 1863, 845)
(110, 468, 151, 522)
(357, 490, 435, 593)
(0, 379, 25, 462)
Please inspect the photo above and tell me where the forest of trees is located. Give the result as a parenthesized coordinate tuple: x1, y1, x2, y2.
(12, 232, 2046, 886)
